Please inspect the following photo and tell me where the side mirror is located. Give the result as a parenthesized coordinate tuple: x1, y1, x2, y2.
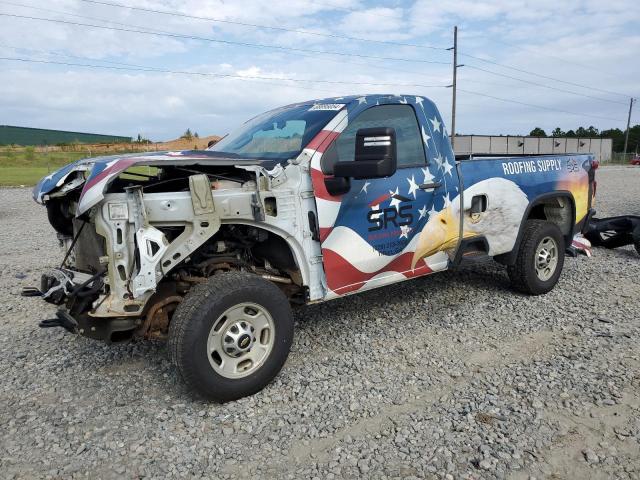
(333, 127, 397, 179)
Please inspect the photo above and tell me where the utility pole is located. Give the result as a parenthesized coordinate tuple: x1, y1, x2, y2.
(448, 26, 458, 150)
(623, 97, 635, 156)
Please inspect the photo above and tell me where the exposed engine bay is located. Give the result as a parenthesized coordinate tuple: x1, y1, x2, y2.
(27, 156, 320, 343)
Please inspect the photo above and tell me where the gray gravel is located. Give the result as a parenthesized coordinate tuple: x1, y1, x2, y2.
(1, 166, 639, 479)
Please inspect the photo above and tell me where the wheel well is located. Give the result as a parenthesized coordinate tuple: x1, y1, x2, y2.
(157, 224, 304, 300)
(526, 195, 575, 238)
(140, 226, 304, 340)
(494, 193, 575, 266)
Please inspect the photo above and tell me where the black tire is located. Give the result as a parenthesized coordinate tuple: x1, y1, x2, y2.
(168, 272, 293, 402)
(507, 220, 565, 295)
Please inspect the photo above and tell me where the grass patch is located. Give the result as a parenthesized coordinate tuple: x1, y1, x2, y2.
(0, 148, 147, 186)
(0, 147, 160, 186)
(0, 148, 93, 186)
(0, 150, 91, 168)
(0, 167, 53, 186)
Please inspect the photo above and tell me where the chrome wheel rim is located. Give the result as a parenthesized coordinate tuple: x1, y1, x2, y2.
(206, 302, 275, 379)
(535, 236, 558, 281)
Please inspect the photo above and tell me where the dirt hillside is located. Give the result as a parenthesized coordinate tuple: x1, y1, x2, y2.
(32, 135, 222, 155)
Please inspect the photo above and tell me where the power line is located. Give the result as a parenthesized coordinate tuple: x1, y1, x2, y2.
(480, 36, 618, 78)
(0, 52, 337, 95)
(74, 0, 449, 51)
(458, 88, 626, 123)
(2, 52, 623, 126)
(458, 52, 631, 99)
(0, 13, 451, 66)
(0, 55, 449, 89)
(464, 64, 629, 106)
(0, 0, 442, 84)
(0, 2, 450, 84)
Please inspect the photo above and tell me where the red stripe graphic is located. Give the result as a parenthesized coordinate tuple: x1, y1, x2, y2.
(368, 193, 391, 208)
(306, 130, 340, 153)
(319, 227, 332, 243)
(322, 248, 433, 295)
(82, 158, 139, 192)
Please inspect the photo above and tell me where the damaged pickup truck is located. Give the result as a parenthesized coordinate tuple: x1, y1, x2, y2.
(28, 95, 597, 401)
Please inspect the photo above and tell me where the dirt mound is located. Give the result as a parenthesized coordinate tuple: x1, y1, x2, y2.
(159, 135, 222, 151)
(32, 135, 222, 154)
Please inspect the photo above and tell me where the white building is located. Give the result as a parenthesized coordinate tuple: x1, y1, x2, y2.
(453, 136, 612, 162)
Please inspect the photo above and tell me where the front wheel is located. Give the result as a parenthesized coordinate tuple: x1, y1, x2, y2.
(168, 272, 294, 402)
(507, 220, 565, 295)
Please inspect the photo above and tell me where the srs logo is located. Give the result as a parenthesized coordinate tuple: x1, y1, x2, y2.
(367, 192, 414, 232)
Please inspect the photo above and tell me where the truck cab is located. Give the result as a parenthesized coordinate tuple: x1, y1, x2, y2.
(29, 94, 596, 401)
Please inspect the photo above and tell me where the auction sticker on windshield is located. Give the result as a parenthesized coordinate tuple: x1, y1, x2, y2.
(308, 103, 345, 111)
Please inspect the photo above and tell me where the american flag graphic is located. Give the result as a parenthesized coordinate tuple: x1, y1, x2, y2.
(307, 95, 457, 298)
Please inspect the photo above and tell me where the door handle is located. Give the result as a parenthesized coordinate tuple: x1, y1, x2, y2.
(419, 182, 441, 190)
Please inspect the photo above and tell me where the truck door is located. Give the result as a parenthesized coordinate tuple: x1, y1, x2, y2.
(312, 103, 459, 297)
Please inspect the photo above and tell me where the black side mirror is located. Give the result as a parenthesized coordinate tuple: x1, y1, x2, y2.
(334, 127, 397, 179)
(324, 127, 398, 196)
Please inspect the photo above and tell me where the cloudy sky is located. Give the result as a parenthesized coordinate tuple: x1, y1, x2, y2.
(1, 0, 639, 140)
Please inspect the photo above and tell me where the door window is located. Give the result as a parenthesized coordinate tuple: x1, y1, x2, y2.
(321, 104, 426, 174)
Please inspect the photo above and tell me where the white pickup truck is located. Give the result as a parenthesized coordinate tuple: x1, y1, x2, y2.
(28, 94, 596, 401)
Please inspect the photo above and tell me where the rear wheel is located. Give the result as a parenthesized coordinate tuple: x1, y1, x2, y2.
(169, 272, 294, 402)
(508, 220, 565, 295)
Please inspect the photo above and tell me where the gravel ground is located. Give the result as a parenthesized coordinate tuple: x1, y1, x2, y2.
(1, 166, 639, 479)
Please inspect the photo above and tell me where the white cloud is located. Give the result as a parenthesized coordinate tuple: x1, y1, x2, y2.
(0, 0, 638, 140)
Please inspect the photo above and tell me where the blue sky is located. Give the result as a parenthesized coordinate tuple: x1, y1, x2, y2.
(0, 0, 638, 140)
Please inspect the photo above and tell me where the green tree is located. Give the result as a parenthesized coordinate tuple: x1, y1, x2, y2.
(181, 128, 193, 140)
(586, 126, 599, 137)
(529, 127, 547, 137)
(601, 127, 628, 152)
(551, 127, 565, 137)
(565, 129, 576, 138)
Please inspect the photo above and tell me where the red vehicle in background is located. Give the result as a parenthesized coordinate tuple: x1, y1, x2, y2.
(631, 154, 640, 165)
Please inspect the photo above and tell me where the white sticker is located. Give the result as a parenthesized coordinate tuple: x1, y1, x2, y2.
(308, 103, 345, 111)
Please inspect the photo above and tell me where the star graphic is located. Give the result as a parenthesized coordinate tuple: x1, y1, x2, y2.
(418, 205, 428, 220)
(421, 166, 435, 184)
(399, 97, 408, 104)
(399, 225, 412, 239)
(421, 126, 431, 147)
(442, 157, 454, 176)
(357, 96, 367, 105)
(443, 192, 452, 208)
(415, 96, 424, 107)
(407, 175, 419, 199)
(428, 204, 437, 217)
(430, 116, 442, 133)
(434, 154, 445, 169)
(389, 187, 401, 210)
(360, 181, 371, 195)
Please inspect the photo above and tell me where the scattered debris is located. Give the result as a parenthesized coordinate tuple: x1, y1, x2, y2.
(584, 215, 640, 255)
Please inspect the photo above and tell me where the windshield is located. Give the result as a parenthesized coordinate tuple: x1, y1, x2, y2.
(209, 103, 344, 160)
